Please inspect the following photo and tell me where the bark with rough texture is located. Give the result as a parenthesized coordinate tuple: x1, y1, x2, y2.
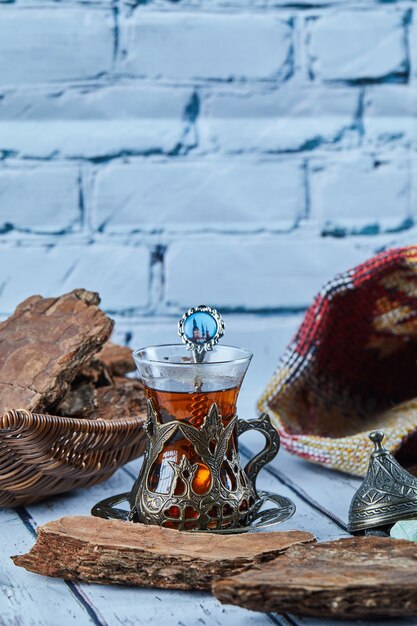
(76, 358, 113, 387)
(55, 342, 140, 419)
(213, 536, 417, 620)
(95, 342, 136, 376)
(56, 377, 146, 420)
(56, 381, 98, 417)
(0, 289, 113, 415)
(55, 376, 146, 420)
(12, 516, 315, 591)
(94, 376, 147, 419)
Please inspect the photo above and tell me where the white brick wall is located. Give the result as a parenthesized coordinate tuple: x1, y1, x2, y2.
(122, 13, 293, 81)
(0, 243, 150, 315)
(364, 86, 417, 144)
(0, 164, 80, 233)
(0, 8, 114, 85)
(164, 236, 371, 310)
(307, 10, 408, 82)
(1, 0, 417, 388)
(0, 86, 195, 158)
(94, 158, 305, 233)
(310, 154, 412, 235)
(200, 85, 359, 152)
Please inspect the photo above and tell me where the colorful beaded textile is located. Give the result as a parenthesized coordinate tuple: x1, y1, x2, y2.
(258, 246, 417, 477)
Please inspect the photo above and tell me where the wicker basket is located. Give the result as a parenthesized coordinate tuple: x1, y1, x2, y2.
(0, 409, 146, 507)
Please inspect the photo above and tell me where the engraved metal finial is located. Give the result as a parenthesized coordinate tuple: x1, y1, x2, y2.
(369, 430, 385, 453)
(348, 430, 417, 533)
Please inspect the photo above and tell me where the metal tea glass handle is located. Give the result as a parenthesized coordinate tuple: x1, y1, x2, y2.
(237, 413, 280, 496)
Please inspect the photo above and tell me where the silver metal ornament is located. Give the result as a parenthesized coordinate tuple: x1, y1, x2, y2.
(348, 430, 417, 533)
(178, 305, 225, 362)
(130, 399, 280, 531)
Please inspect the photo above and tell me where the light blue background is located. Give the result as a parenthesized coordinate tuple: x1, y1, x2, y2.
(1, 6, 417, 626)
(0, 1, 415, 390)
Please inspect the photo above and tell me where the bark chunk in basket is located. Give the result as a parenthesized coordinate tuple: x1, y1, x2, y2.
(95, 342, 136, 376)
(12, 516, 315, 590)
(213, 536, 417, 619)
(95, 377, 146, 419)
(0, 289, 113, 415)
(56, 376, 146, 420)
(77, 358, 113, 387)
(57, 381, 98, 418)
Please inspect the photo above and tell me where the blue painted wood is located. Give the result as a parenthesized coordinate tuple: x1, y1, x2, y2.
(0, 508, 95, 626)
(22, 456, 276, 626)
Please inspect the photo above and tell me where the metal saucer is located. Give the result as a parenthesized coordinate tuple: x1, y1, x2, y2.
(91, 489, 295, 534)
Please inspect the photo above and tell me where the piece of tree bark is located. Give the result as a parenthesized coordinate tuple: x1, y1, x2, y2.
(0, 289, 113, 415)
(56, 381, 98, 418)
(213, 536, 417, 619)
(94, 377, 147, 420)
(77, 358, 114, 387)
(56, 375, 146, 420)
(55, 353, 115, 417)
(95, 342, 136, 376)
(12, 516, 315, 590)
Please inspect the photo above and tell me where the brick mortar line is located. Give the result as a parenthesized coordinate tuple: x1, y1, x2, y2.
(3, 147, 417, 167)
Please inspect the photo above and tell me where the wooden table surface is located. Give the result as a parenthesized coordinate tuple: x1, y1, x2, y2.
(2, 386, 416, 626)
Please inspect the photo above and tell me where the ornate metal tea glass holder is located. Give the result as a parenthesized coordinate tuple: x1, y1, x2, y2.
(92, 344, 295, 533)
(348, 430, 417, 534)
(130, 399, 289, 531)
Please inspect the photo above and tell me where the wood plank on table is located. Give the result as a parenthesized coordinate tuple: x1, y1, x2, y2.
(22, 465, 279, 626)
(237, 394, 417, 626)
(296, 615, 417, 626)
(3, 316, 410, 626)
(7, 385, 382, 626)
(0, 508, 95, 626)
(121, 454, 346, 626)
(271, 448, 360, 528)
(119, 387, 352, 625)
(236, 390, 358, 531)
(122, 454, 346, 542)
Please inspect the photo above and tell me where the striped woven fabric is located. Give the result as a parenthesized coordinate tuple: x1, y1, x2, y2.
(258, 246, 417, 477)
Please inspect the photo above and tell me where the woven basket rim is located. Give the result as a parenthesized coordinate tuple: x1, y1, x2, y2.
(0, 408, 147, 433)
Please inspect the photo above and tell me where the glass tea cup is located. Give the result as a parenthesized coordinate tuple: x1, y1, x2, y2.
(132, 344, 280, 531)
